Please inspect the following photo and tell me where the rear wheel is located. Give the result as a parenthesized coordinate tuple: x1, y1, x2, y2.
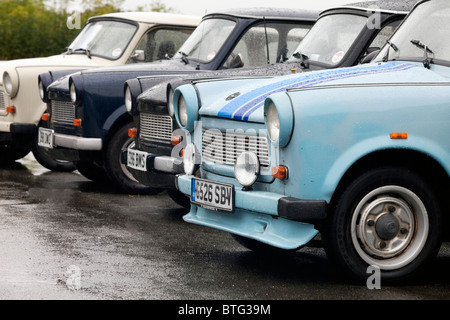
(323, 167, 443, 283)
(103, 123, 162, 195)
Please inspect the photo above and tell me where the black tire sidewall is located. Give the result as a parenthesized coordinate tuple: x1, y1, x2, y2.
(32, 132, 75, 172)
(104, 123, 161, 195)
(324, 166, 442, 283)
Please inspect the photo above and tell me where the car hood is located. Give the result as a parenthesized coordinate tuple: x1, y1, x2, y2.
(0, 54, 100, 79)
(47, 59, 198, 96)
(197, 61, 448, 123)
(137, 61, 316, 106)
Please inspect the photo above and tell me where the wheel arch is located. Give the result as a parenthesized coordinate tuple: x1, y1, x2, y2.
(102, 104, 133, 150)
(328, 148, 450, 237)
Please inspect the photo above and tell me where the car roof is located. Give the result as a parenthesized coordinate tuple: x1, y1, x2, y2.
(88, 11, 201, 26)
(337, 0, 419, 13)
(203, 7, 320, 21)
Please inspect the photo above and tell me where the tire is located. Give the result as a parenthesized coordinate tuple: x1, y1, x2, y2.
(323, 167, 443, 283)
(103, 123, 162, 195)
(31, 133, 75, 172)
(167, 188, 191, 208)
(75, 160, 109, 183)
(0, 145, 30, 165)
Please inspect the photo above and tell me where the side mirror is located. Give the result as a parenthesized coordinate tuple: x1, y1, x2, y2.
(361, 49, 380, 64)
(229, 53, 244, 69)
(132, 50, 145, 62)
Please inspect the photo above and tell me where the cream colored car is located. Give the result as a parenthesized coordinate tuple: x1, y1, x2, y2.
(0, 12, 200, 170)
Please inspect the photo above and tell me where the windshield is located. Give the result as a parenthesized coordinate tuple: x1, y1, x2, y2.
(173, 18, 236, 63)
(374, 0, 450, 65)
(67, 20, 137, 60)
(289, 14, 367, 66)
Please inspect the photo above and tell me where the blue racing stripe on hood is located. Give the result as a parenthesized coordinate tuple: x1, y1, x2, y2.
(217, 62, 418, 121)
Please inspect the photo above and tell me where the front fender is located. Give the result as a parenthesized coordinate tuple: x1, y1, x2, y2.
(102, 104, 132, 141)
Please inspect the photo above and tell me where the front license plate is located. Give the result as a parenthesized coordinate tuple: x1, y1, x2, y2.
(127, 148, 148, 172)
(191, 178, 234, 212)
(38, 128, 54, 149)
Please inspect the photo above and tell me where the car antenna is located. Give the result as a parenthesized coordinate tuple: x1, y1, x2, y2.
(263, 16, 270, 64)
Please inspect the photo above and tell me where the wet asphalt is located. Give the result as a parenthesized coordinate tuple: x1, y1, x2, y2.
(1, 154, 450, 302)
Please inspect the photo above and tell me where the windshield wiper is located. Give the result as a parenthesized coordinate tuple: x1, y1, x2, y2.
(382, 41, 399, 62)
(179, 51, 189, 65)
(411, 40, 434, 69)
(292, 51, 310, 69)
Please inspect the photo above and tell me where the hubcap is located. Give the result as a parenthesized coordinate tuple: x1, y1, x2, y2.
(351, 186, 429, 270)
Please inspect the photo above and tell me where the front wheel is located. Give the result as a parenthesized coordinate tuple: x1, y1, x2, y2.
(32, 133, 75, 172)
(323, 167, 443, 283)
(103, 123, 162, 195)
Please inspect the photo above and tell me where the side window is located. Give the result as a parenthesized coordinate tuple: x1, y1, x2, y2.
(222, 23, 311, 69)
(127, 27, 193, 63)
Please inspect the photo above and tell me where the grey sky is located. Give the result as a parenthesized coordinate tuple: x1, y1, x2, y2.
(121, 0, 371, 16)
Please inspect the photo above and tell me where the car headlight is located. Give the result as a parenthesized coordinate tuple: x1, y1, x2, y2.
(264, 95, 294, 148)
(38, 80, 45, 101)
(3, 71, 19, 97)
(70, 82, 77, 103)
(173, 85, 199, 132)
(234, 151, 260, 188)
(167, 88, 175, 117)
(266, 102, 280, 142)
(178, 94, 188, 127)
(125, 86, 132, 113)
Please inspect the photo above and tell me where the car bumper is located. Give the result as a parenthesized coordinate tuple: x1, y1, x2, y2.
(121, 148, 183, 189)
(177, 174, 327, 250)
(53, 132, 102, 151)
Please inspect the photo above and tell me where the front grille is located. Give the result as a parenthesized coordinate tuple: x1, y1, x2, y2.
(51, 100, 75, 124)
(139, 113, 173, 142)
(202, 129, 270, 168)
(0, 91, 6, 111)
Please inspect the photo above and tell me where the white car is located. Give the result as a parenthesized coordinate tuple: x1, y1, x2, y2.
(0, 12, 200, 170)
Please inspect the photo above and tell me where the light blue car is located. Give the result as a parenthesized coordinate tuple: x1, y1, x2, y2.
(174, 0, 450, 283)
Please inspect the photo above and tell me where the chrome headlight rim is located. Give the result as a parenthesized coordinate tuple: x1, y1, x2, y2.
(234, 151, 260, 188)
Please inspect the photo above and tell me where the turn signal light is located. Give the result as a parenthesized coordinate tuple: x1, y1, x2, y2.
(390, 132, 408, 139)
(272, 166, 288, 180)
(171, 135, 183, 146)
(128, 128, 137, 138)
(41, 113, 50, 121)
(6, 106, 15, 114)
(73, 119, 82, 127)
